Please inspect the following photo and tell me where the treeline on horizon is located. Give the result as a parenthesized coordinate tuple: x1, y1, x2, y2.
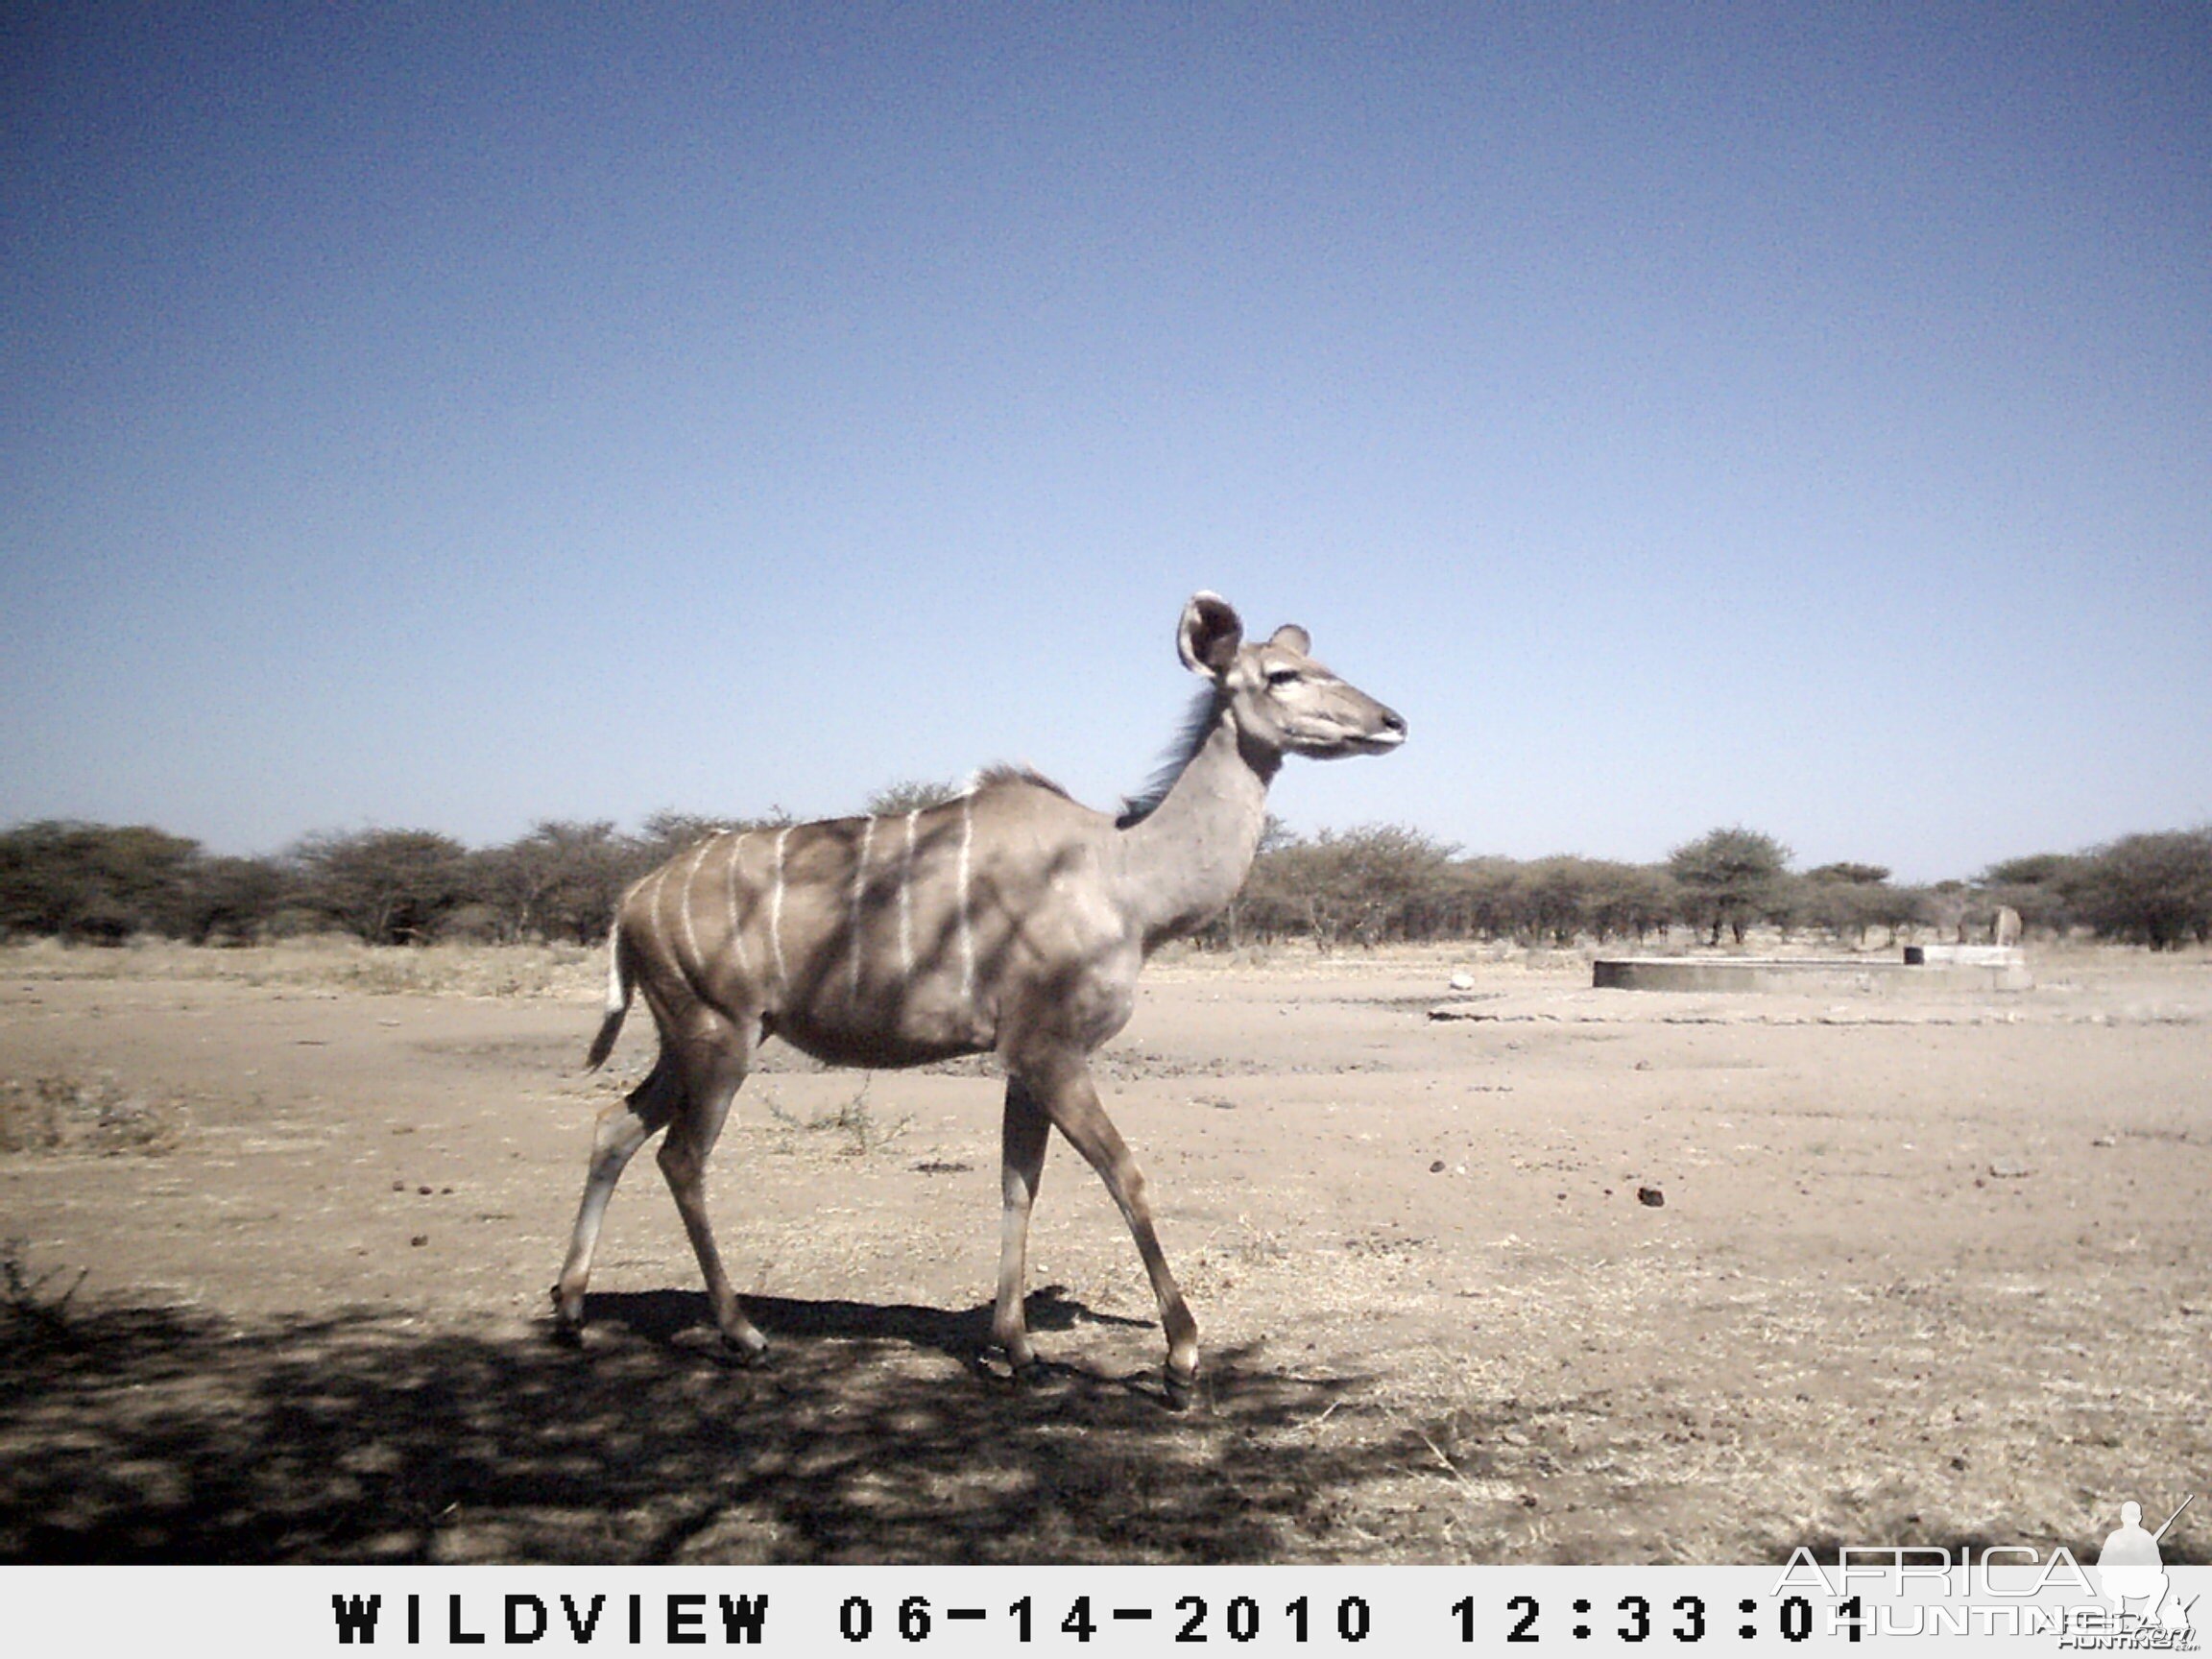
(4, 782, 2211, 955)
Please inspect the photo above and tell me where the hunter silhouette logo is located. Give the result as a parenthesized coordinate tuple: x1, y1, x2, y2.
(2097, 1495, 2195, 1634)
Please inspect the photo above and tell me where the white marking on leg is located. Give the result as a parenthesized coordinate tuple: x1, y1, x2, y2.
(769, 826, 791, 994)
(849, 816, 877, 1006)
(721, 831, 751, 976)
(900, 810, 918, 979)
(957, 794, 975, 1004)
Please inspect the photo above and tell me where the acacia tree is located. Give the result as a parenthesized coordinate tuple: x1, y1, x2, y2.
(1800, 861, 1894, 947)
(175, 854, 291, 944)
(1582, 860, 1678, 943)
(864, 779, 964, 816)
(294, 829, 470, 945)
(1447, 856, 1525, 942)
(0, 821, 202, 942)
(1242, 824, 1458, 949)
(1980, 853, 2082, 936)
(473, 820, 632, 943)
(2062, 830, 2212, 949)
(1669, 827, 1792, 946)
(1513, 856, 1593, 946)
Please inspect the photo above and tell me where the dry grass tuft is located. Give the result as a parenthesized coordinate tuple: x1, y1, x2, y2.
(0, 1239, 88, 1343)
(0, 1072, 180, 1156)
(1, 937, 603, 998)
(764, 1077, 914, 1157)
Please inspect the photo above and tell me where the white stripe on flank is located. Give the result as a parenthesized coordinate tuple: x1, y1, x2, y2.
(956, 795, 975, 1003)
(899, 810, 918, 979)
(848, 817, 877, 1005)
(641, 864, 672, 945)
(769, 826, 791, 993)
(721, 831, 750, 976)
(677, 838, 712, 974)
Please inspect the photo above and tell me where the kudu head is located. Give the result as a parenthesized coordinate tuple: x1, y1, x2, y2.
(1177, 591, 1407, 763)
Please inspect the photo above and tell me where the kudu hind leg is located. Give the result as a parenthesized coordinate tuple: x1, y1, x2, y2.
(656, 1046, 766, 1360)
(552, 1054, 681, 1337)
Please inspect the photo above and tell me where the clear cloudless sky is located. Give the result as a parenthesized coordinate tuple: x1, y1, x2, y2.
(4, 4, 2206, 882)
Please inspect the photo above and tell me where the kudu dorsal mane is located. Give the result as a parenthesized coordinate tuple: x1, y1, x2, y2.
(1117, 685, 1227, 829)
(971, 763, 1072, 800)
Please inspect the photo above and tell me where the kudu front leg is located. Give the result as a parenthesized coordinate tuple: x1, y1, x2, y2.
(990, 1076, 1052, 1378)
(1009, 1064, 1201, 1401)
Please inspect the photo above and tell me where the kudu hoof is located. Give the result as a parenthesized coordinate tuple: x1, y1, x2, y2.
(1163, 1365, 1201, 1412)
(548, 1287, 586, 1348)
(720, 1334, 772, 1370)
(1009, 1358, 1062, 1391)
(975, 1346, 1049, 1390)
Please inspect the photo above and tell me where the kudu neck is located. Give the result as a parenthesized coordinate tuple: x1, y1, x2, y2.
(1118, 704, 1279, 950)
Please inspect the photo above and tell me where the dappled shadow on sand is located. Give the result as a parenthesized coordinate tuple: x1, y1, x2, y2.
(0, 1288, 1375, 1565)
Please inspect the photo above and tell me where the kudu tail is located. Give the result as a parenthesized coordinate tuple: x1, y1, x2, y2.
(584, 920, 633, 1071)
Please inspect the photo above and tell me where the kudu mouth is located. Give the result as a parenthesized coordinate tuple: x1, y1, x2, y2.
(1345, 726, 1407, 756)
(1303, 705, 1407, 757)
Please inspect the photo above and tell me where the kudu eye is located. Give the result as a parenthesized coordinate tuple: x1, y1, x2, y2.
(1264, 668, 1302, 687)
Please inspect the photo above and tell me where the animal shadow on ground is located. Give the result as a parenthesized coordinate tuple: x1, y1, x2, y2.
(0, 1286, 1375, 1564)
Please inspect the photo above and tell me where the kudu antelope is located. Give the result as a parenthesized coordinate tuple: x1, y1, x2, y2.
(553, 592, 1406, 1396)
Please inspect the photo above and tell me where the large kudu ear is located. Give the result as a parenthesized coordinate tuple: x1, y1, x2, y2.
(1268, 624, 1311, 655)
(1177, 591, 1244, 675)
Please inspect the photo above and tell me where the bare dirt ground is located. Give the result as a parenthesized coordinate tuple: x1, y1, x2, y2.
(1, 936, 2203, 1565)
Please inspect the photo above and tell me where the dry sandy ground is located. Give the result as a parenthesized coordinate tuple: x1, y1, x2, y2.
(0, 938, 2203, 1565)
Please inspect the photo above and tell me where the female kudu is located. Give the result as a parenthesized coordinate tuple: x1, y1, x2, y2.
(553, 592, 1405, 1397)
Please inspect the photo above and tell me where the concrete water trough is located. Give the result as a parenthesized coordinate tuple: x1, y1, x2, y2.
(1593, 948, 2032, 994)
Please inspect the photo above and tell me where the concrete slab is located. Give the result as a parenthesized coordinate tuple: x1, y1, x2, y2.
(1592, 953, 2033, 993)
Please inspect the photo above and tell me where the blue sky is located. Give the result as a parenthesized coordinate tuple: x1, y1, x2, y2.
(4, 4, 2206, 882)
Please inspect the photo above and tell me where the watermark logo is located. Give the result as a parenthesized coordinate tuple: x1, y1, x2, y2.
(2091, 1497, 2195, 1639)
(1773, 1492, 2198, 1647)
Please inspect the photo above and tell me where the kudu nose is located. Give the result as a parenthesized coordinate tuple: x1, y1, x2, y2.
(1380, 707, 1407, 739)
